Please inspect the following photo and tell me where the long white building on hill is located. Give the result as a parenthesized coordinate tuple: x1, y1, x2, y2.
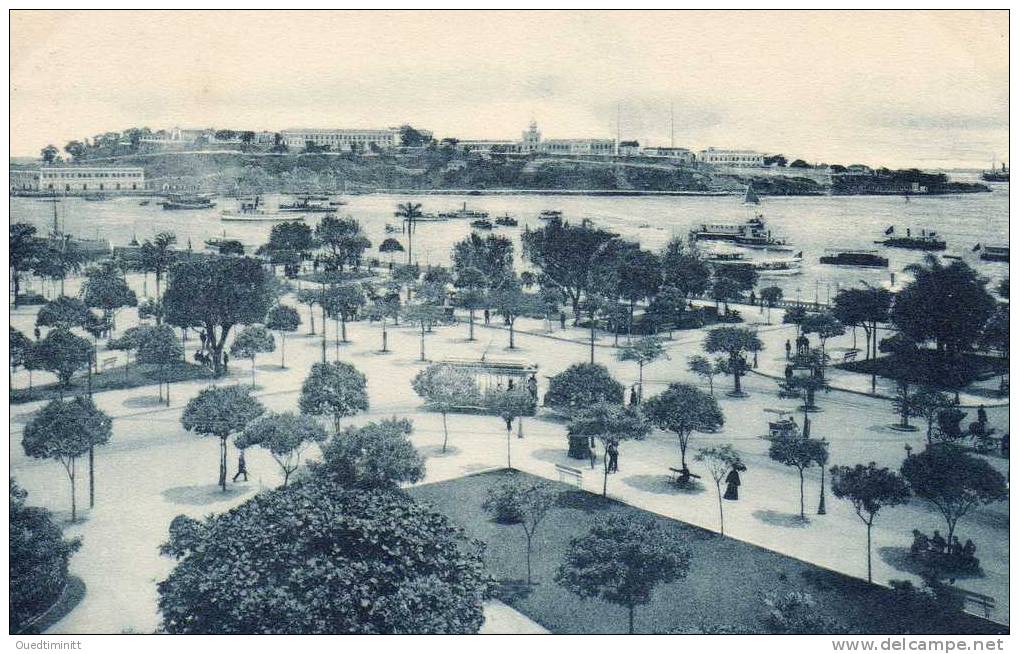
(10, 166, 146, 193)
(280, 128, 401, 151)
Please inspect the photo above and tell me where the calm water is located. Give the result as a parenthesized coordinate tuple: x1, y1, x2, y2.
(11, 177, 1008, 301)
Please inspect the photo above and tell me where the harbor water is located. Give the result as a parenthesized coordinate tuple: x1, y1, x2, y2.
(11, 178, 1008, 303)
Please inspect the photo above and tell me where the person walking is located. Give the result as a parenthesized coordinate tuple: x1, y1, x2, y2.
(232, 450, 248, 483)
(607, 441, 619, 473)
(527, 374, 538, 401)
(483, 308, 490, 325)
(223, 351, 229, 372)
(723, 463, 744, 500)
(977, 405, 988, 427)
(629, 385, 639, 406)
(785, 339, 792, 360)
(559, 311, 566, 330)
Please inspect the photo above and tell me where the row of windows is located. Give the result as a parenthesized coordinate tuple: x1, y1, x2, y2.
(44, 183, 139, 190)
(41, 171, 143, 179)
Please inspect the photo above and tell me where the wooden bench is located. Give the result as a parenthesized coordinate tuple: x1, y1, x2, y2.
(669, 467, 701, 485)
(555, 463, 583, 488)
(842, 349, 861, 364)
(100, 356, 118, 371)
(951, 587, 996, 619)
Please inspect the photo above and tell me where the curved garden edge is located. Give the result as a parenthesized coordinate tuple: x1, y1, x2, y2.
(15, 575, 87, 635)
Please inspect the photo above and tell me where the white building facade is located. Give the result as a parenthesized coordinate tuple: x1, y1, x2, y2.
(11, 167, 146, 193)
(280, 128, 401, 151)
(540, 138, 616, 156)
(697, 147, 765, 167)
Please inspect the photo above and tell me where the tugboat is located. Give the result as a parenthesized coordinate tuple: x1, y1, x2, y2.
(495, 213, 518, 227)
(538, 209, 563, 221)
(438, 202, 489, 220)
(278, 194, 334, 213)
(161, 193, 216, 210)
(221, 196, 306, 222)
(875, 226, 946, 251)
(705, 247, 803, 275)
(977, 244, 1009, 262)
(981, 162, 1009, 183)
(819, 249, 889, 268)
(689, 216, 789, 249)
(470, 218, 494, 230)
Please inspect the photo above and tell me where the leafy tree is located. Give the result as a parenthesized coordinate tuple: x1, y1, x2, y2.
(379, 237, 404, 265)
(892, 256, 996, 359)
(715, 263, 758, 295)
(81, 260, 137, 332)
(661, 238, 711, 298)
(912, 388, 952, 443)
(138, 232, 178, 299)
(157, 480, 490, 634)
(617, 336, 668, 401)
(321, 284, 365, 347)
(891, 380, 921, 430)
(556, 514, 691, 634)
(489, 277, 536, 349)
(979, 302, 1009, 362)
(394, 202, 423, 264)
(261, 222, 315, 277)
(645, 383, 724, 471)
(763, 591, 844, 634)
(35, 239, 85, 296)
(481, 478, 558, 584)
(136, 324, 184, 404)
(235, 412, 326, 486)
(296, 287, 321, 335)
(9, 327, 32, 386)
(711, 276, 742, 313)
(106, 324, 150, 381)
(317, 417, 424, 489)
(164, 257, 275, 376)
(782, 305, 810, 336)
(264, 304, 301, 368)
(36, 296, 90, 330)
(615, 248, 662, 333)
(568, 403, 650, 496)
(687, 354, 725, 396)
(801, 311, 845, 355)
(64, 139, 88, 159)
(704, 326, 762, 396)
(40, 144, 60, 163)
(404, 302, 446, 361)
(412, 364, 481, 452)
(759, 285, 783, 321)
(452, 232, 514, 289)
(11, 223, 42, 306)
(454, 266, 488, 341)
(996, 278, 1008, 299)
(316, 215, 369, 271)
(830, 462, 910, 582)
(695, 445, 744, 536)
(790, 159, 810, 168)
(298, 361, 369, 432)
(32, 327, 93, 390)
(9, 480, 81, 633)
(900, 443, 1008, 545)
(644, 285, 687, 336)
(544, 362, 624, 417)
(23, 397, 111, 521)
(181, 385, 265, 492)
(766, 432, 827, 519)
(230, 324, 276, 387)
(522, 218, 620, 323)
(216, 239, 245, 256)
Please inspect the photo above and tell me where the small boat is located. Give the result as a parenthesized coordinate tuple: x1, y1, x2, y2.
(438, 202, 489, 220)
(978, 244, 1009, 262)
(138, 200, 150, 206)
(470, 219, 494, 230)
(819, 249, 889, 268)
(538, 210, 563, 221)
(328, 199, 348, 207)
(83, 193, 109, 202)
(413, 212, 449, 222)
(981, 163, 1009, 183)
(278, 195, 334, 212)
(875, 226, 946, 251)
(161, 194, 216, 210)
(705, 248, 802, 275)
(495, 213, 518, 227)
(385, 223, 401, 233)
(221, 196, 305, 222)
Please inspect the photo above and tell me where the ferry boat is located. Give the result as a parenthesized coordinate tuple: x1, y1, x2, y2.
(438, 202, 489, 220)
(689, 216, 789, 248)
(495, 214, 518, 227)
(278, 195, 334, 213)
(875, 226, 946, 251)
(705, 248, 803, 275)
(221, 196, 306, 222)
(161, 194, 216, 210)
(470, 219, 494, 230)
(981, 163, 1009, 183)
(819, 249, 889, 268)
(978, 244, 1009, 262)
(538, 210, 563, 221)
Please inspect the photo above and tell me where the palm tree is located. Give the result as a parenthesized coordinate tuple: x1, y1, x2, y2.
(393, 203, 423, 265)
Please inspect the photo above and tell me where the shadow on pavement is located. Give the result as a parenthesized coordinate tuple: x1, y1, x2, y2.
(161, 483, 251, 506)
(420, 445, 462, 457)
(878, 546, 985, 580)
(753, 509, 811, 529)
(622, 473, 706, 496)
(121, 395, 165, 409)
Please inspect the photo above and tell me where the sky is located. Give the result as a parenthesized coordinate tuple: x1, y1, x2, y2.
(9, 10, 1009, 168)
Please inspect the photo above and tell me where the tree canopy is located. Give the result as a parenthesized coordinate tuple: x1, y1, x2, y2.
(317, 417, 425, 489)
(235, 411, 327, 486)
(32, 327, 93, 388)
(299, 361, 369, 431)
(543, 363, 624, 415)
(645, 383, 724, 468)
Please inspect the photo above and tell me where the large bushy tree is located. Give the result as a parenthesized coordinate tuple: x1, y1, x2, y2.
(81, 260, 137, 332)
(318, 417, 424, 489)
(645, 383, 724, 471)
(181, 385, 265, 491)
(661, 238, 711, 298)
(567, 403, 649, 496)
(544, 362, 624, 417)
(235, 412, 327, 487)
(36, 296, 91, 330)
(833, 286, 892, 361)
(11, 223, 41, 306)
(704, 326, 762, 396)
(164, 257, 275, 376)
(157, 480, 490, 634)
(299, 361, 369, 432)
(412, 364, 481, 453)
(32, 327, 93, 390)
(136, 324, 183, 404)
(556, 514, 691, 634)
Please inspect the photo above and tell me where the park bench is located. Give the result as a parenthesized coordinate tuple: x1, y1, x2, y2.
(842, 349, 861, 364)
(669, 467, 701, 485)
(950, 587, 996, 620)
(555, 463, 583, 488)
(100, 356, 118, 371)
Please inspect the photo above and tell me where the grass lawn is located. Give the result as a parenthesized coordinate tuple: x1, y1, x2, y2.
(11, 361, 215, 404)
(837, 351, 1008, 389)
(409, 469, 1004, 635)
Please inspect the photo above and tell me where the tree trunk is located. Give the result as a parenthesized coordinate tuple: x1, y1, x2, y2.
(341, 316, 348, 343)
(334, 318, 340, 361)
(441, 412, 449, 453)
(308, 306, 316, 335)
(89, 445, 95, 509)
(251, 356, 256, 388)
(732, 356, 742, 394)
(69, 458, 77, 522)
(817, 465, 827, 515)
(468, 309, 476, 341)
(508, 320, 515, 348)
(381, 321, 389, 352)
(525, 535, 533, 585)
(506, 424, 512, 468)
(589, 320, 596, 364)
(866, 522, 873, 583)
(219, 437, 228, 492)
(280, 333, 286, 368)
(798, 468, 805, 519)
(638, 362, 644, 402)
(716, 481, 725, 536)
(628, 604, 635, 635)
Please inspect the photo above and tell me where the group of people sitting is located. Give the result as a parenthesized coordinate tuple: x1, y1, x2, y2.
(910, 529, 979, 571)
